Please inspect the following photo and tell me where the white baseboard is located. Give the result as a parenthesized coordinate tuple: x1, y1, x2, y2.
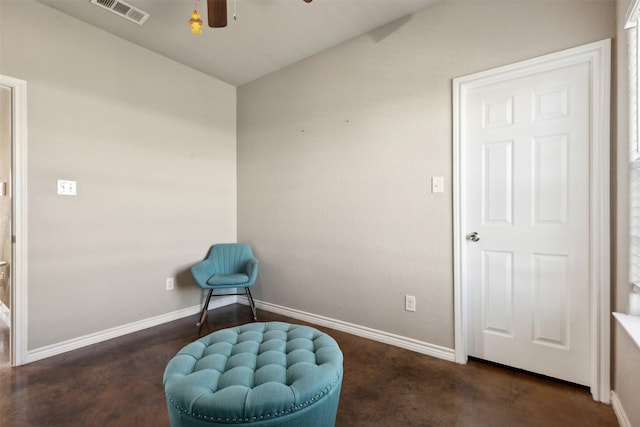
(0, 300, 10, 326)
(611, 390, 631, 427)
(240, 297, 456, 362)
(26, 295, 237, 363)
(25, 295, 456, 365)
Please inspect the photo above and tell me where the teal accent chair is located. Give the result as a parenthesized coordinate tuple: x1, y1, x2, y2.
(191, 243, 259, 327)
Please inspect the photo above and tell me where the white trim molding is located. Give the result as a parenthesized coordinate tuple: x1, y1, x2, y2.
(611, 391, 632, 427)
(239, 297, 455, 362)
(0, 75, 28, 366)
(452, 40, 611, 402)
(26, 296, 237, 363)
(27, 295, 455, 365)
(626, 0, 640, 29)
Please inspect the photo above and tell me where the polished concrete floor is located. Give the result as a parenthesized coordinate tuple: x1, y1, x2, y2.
(0, 304, 618, 426)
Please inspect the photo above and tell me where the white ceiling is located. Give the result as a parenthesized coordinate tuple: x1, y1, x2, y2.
(36, 0, 438, 86)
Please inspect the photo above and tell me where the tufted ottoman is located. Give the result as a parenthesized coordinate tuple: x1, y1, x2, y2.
(163, 322, 343, 427)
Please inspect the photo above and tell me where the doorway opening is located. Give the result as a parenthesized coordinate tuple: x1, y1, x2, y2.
(452, 40, 611, 402)
(0, 75, 27, 366)
(0, 84, 12, 367)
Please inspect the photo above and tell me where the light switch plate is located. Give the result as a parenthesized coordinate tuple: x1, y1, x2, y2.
(432, 176, 444, 193)
(57, 180, 77, 196)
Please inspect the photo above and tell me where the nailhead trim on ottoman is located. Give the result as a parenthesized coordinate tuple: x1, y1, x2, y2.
(163, 322, 343, 427)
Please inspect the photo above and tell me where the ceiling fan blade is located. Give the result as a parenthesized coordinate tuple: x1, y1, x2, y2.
(207, 0, 227, 28)
(303, 0, 313, 2)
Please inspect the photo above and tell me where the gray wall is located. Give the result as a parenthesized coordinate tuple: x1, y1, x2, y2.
(615, 0, 640, 425)
(0, 0, 237, 349)
(0, 0, 628, 410)
(237, 0, 615, 348)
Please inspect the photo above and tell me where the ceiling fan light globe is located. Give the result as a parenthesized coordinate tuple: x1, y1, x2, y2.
(189, 9, 204, 34)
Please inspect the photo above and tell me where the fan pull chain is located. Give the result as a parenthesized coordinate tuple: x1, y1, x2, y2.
(233, 0, 238, 21)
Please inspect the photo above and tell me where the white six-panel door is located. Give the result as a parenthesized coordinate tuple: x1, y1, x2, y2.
(453, 40, 611, 399)
(464, 62, 591, 385)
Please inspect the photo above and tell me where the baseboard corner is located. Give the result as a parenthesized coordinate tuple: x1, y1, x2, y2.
(611, 390, 632, 427)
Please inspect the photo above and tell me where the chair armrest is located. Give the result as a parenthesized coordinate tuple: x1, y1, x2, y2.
(191, 259, 214, 288)
(245, 257, 259, 286)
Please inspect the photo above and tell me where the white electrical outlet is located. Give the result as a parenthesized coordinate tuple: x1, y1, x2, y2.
(405, 295, 416, 312)
(166, 277, 175, 290)
(57, 180, 77, 196)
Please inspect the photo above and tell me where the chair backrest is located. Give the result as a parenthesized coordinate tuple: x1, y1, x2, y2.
(207, 243, 255, 274)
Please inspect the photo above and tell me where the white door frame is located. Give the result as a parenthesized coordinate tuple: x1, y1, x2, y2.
(452, 40, 611, 402)
(1, 75, 28, 366)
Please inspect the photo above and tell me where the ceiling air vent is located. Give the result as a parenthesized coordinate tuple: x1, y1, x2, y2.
(90, 0, 150, 25)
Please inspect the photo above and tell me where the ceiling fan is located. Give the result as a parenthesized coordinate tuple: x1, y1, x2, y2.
(206, 0, 313, 28)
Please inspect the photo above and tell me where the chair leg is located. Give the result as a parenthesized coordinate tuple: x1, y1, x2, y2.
(196, 289, 214, 327)
(245, 287, 257, 321)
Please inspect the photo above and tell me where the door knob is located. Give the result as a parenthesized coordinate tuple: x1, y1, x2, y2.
(467, 232, 480, 242)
